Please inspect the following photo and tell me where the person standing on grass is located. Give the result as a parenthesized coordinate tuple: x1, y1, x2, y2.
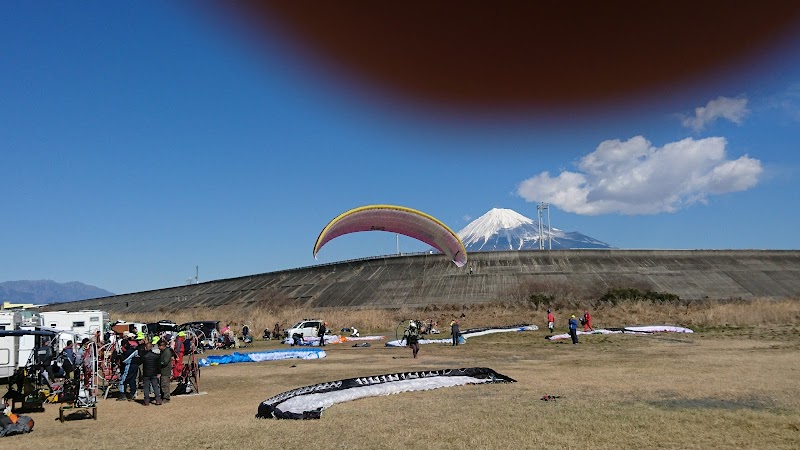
(157, 339, 175, 403)
(583, 309, 594, 332)
(172, 332, 186, 379)
(547, 309, 555, 334)
(569, 314, 579, 344)
(119, 339, 141, 401)
(403, 321, 420, 358)
(318, 322, 327, 346)
(450, 320, 460, 346)
(141, 342, 162, 406)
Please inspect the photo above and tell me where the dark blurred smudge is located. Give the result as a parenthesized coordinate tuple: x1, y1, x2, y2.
(220, 2, 800, 115)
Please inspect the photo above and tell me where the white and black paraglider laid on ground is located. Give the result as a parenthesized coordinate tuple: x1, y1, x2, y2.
(546, 325, 693, 341)
(281, 335, 387, 346)
(460, 324, 539, 339)
(256, 367, 515, 420)
(385, 324, 538, 347)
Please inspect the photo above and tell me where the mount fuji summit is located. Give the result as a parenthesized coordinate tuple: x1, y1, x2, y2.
(456, 208, 612, 251)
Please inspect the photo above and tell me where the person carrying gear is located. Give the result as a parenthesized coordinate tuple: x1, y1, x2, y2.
(172, 332, 186, 379)
(403, 321, 420, 358)
(582, 309, 594, 332)
(547, 309, 555, 334)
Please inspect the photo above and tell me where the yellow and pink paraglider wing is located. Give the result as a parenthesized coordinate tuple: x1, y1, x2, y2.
(313, 204, 467, 267)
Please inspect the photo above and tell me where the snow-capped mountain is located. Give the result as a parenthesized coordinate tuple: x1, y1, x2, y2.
(457, 208, 612, 251)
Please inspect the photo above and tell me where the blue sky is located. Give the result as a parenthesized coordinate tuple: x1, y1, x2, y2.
(3, 3, 800, 295)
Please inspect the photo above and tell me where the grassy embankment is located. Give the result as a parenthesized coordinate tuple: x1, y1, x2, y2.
(121, 297, 800, 335)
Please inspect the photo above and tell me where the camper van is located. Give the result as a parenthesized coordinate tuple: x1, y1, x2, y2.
(0, 311, 22, 379)
(18, 309, 42, 327)
(39, 310, 110, 338)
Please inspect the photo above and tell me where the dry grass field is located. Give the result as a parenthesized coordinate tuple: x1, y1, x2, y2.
(7, 299, 800, 450)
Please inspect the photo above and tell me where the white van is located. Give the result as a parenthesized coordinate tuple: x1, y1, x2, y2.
(0, 311, 22, 379)
(283, 319, 328, 339)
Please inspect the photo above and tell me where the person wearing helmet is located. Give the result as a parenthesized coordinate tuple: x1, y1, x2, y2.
(568, 314, 579, 344)
(403, 320, 420, 358)
(317, 322, 327, 346)
(547, 309, 555, 334)
(172, 332, 186, 379)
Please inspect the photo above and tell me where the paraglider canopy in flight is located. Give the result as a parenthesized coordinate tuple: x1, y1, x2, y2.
(313, 204, 467, 267)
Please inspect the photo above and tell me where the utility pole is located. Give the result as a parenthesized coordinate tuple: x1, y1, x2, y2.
(537, 202, 551, 250)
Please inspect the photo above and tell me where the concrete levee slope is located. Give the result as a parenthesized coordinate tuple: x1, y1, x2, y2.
(42, 250, 800, 314)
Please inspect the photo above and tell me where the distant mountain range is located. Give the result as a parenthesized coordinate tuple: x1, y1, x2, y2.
(457, 208, 612, 251)
(0, 280, 114, 305)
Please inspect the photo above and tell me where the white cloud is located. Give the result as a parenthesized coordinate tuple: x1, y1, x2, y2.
(681, 96, 749, 132)
(516, 136, 762, 215)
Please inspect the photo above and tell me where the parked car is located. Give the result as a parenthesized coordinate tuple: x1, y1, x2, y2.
(283, 319, 328, 339)
(146, 320, 178, 335)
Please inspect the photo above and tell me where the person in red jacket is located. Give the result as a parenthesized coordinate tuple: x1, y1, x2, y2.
(172, 332, 186, 380)
(546, 309, 555, 334)
(582, 309, 594, 332)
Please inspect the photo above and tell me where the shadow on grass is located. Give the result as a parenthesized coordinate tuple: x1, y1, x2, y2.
(56, 410, 95, 421)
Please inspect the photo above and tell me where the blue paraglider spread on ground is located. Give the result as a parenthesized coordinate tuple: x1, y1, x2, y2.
(199, 348, 326, 367)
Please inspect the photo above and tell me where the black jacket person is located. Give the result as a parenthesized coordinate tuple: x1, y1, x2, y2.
(140, 343, 162, 405)
(317, 322, 327, 346)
